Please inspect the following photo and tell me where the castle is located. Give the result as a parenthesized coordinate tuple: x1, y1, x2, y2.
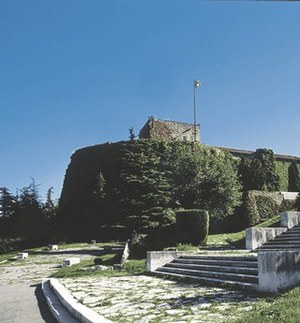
(139, 117, 300, 163)
(139, 117, 200, 142)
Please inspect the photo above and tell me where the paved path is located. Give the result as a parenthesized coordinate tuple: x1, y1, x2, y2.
(0, 283, 56, 323)
(0, 248, 100, 323)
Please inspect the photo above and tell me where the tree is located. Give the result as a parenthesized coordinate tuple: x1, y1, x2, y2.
(129, 127, 136, 141)
(119, 141, 173, 233)
(170, 143, 242, 219)
(288, 162, 300, 192)
(238, 149, 280, 192)
(18, 178, 41, 210)
(43, 186, 58, 218)
(94, 172, 106, 200)
(0, 187, 17, 218)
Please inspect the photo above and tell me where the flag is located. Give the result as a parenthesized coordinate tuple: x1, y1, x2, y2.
(194, 80, 201, 88)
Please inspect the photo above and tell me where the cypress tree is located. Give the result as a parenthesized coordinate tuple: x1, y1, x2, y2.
(288, 162, 300, 192)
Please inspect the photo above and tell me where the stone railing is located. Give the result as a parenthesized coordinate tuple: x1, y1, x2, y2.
(147, 251, 185, 272)
(245, 227, 287, 250)
(246, 211, 300, 250)
(258, 250, 300, 292)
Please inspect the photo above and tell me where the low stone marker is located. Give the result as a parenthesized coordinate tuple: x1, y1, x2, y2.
(62, 258, 80, 267)
(48, 244, 58, 251)
(17, 253, 28, 260)
(120, 240, 130, 266)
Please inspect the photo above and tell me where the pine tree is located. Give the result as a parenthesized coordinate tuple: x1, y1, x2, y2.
(119, 141, 173, 233)
(0, 187, 17, 218)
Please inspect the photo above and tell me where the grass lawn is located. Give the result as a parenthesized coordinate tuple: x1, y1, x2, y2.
(207, 215, 280, 247)
(52, 253, 146, 279)
(57, 241, 124, 250)
(232, 286, 300, 323)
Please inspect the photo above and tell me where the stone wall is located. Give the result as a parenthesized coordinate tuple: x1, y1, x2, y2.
(258, 251, 300, 292)
(147, 251, 185, 272)
(245, 227, 287, 250)
(139, 117, 200, 142)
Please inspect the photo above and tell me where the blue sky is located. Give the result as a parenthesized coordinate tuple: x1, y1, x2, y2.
(1, 0, 300, 200)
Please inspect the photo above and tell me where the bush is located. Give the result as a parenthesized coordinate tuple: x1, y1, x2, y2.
(98, 225, 131, 242)
(238, 149, 280, 192)
(175, 209, 209, 245)
(243, 191, 283, 226)
(129, 233, 147, 259)
(295, 195, 300, 211)
(288, 162, 300, 192)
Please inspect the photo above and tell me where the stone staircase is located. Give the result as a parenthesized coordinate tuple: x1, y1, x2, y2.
(256, 224, 300, 251)
(154, 254, 259, 290)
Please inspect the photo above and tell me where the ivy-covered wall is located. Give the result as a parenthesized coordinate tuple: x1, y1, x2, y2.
(59, 140, 299, 240)
(275, 161, 300, 191)
(275, 161, 290, 191)
(59, 140, 242, 240)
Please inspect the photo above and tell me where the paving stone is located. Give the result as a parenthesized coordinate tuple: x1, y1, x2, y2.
(0, 248, 261, 323)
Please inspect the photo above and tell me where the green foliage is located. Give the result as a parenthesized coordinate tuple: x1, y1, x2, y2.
(239, 149, 280, 192)
(295, 195, 300, 211)
(275, 161, 290, 191)
(175, 209, 209, 245)
(0, 180, 59, 242)
(59, 140, 242, 240)
(288, 162, 300, 192)
(169, 143, 242, 219)
(129, 232, 147, 259)
(52, 258, 146, 278)
(128, 127, 136, 141)
(119, 140, 173, 233)
(243, 191, 285, 226)
(243, 192, 260, 226)
(94, 172, 106, 200)
(0, 187, 17, 218)
(233, 287, 300, 323)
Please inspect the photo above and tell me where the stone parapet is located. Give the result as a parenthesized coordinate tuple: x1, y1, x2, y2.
(245, 227, 287, 250)
(147, 251, 185, 272)
(258, 251, 300, 293)
(281, 211, 300, 228)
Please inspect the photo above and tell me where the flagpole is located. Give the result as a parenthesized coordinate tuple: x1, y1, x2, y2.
(193, 81, 196, 143)
(193, 80, 201, 143)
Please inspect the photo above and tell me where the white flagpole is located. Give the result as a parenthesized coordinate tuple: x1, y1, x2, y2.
(193, 80, 201, 143)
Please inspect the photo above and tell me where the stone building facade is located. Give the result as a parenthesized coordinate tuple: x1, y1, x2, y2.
(139, 117, 200, 142)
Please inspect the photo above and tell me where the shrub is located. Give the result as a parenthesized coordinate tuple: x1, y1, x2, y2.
(175, 209, 209, 245)
(98, 225, 130, 242)
(238, 149, 280, 192)
(288, 162, 300, 192)
(295, 195, 300, 211)
(243, 191, 282, 226)
(129, 233, 147, 259)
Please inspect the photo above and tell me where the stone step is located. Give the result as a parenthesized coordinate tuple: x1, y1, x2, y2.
(166, 262, 258, 275)
(274, 235, 300, 240)
(258, 248, 300, 251)
(153, 271, 259, 290)
(282, 228, 300, 234)
(173, 258, 258, 268)
(266, 240, 300, 244)
(257, 245, 300, 250)
(157, 266, 259, 284)
(180, 255, 257, 262)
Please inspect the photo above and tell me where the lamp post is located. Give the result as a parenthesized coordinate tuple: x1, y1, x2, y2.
(193, 80, 201, 143)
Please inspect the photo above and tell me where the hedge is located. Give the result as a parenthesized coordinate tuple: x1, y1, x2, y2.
(175, 209, 209, 245)
(243, 190, 297, 227)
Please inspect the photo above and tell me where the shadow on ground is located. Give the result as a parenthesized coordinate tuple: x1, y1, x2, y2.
(32, 283, 58, 323)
